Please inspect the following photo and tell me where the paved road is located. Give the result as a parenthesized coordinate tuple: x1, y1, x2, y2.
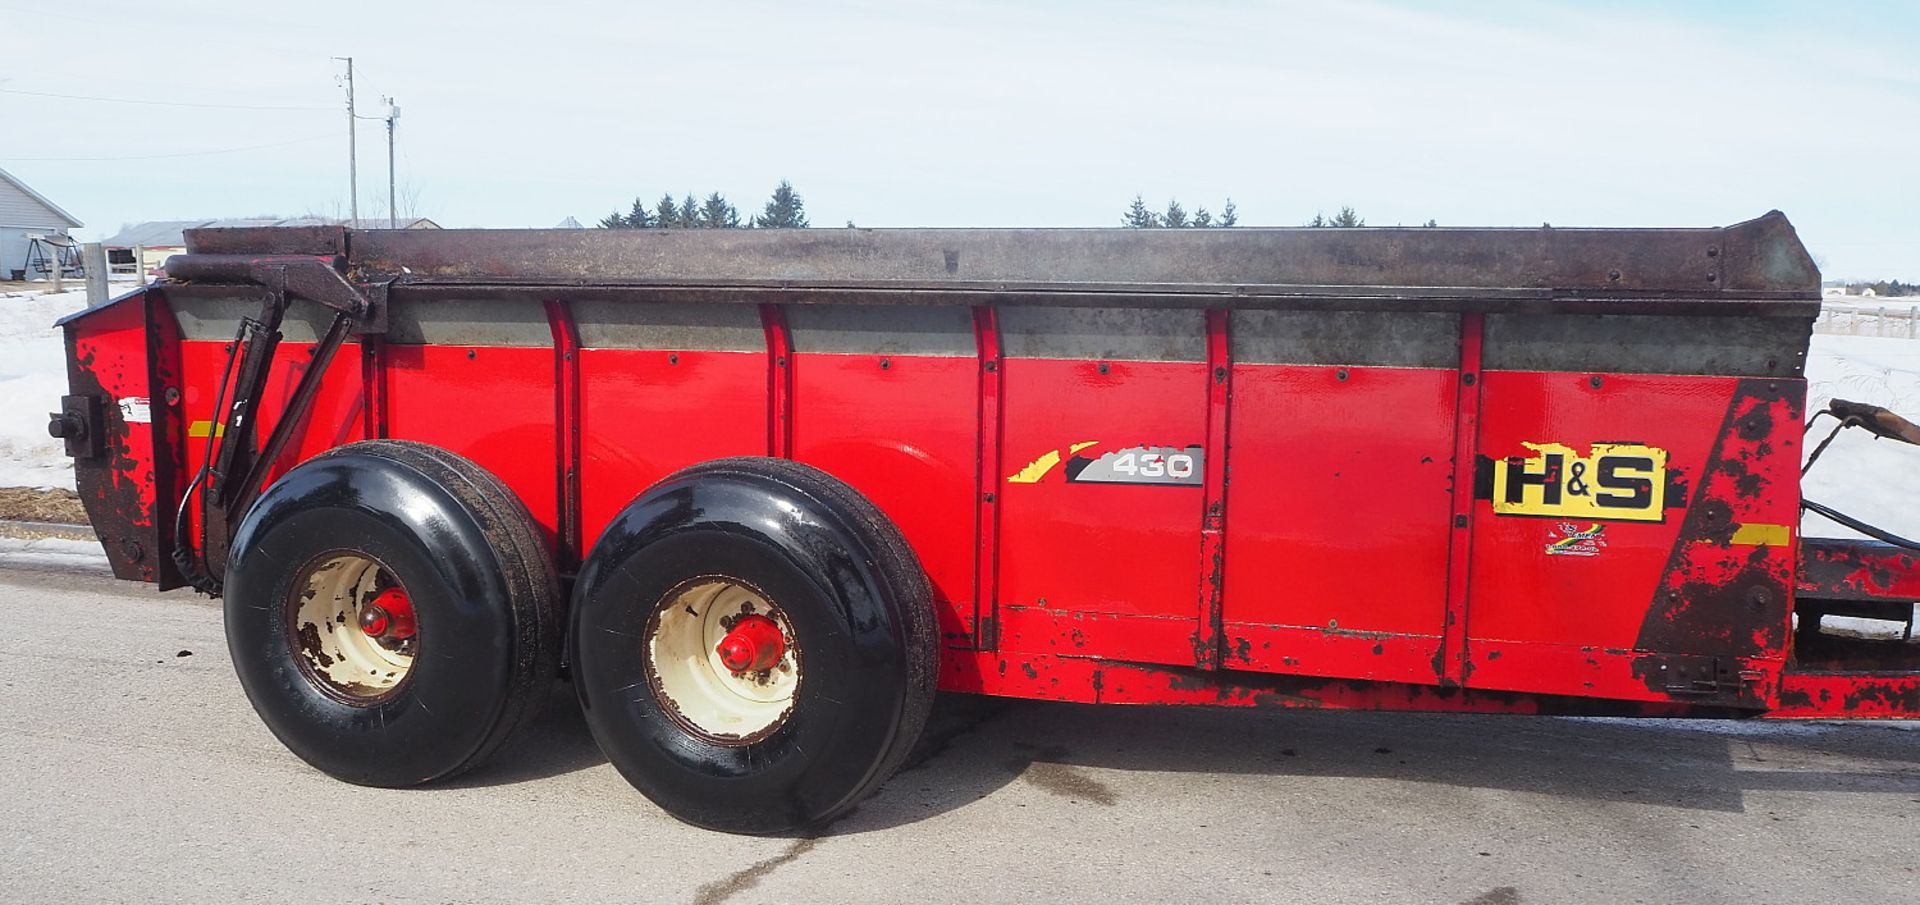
(3, 561, 1918, 905)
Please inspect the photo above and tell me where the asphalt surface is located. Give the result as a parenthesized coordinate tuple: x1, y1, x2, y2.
(3, 560, 1918, 905)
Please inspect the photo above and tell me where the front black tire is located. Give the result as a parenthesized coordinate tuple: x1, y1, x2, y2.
(571, 457, 938, 834)
(224, 440, 561, 786)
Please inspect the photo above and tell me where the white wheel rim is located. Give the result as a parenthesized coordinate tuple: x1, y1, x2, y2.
(646, 577, 800, 745)
(289, 553, 416, 704)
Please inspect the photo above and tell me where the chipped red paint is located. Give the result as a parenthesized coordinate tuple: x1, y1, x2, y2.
(1798, 538, 1920, 604)
(938, 648, 1730, 717)
(1629, 379, 1801, 706)
(1773, 673, 1920, 719)
(1193, 309, 1231, 669)
(62, 288, 175, 584)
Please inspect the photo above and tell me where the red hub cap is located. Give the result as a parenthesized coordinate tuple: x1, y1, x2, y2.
(359, 587, 417, 640)
(715, 614, 785, 673)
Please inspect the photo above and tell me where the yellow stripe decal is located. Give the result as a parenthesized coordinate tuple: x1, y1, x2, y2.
(187, 420, 226, 438)
(1727, 523, 1793, 547)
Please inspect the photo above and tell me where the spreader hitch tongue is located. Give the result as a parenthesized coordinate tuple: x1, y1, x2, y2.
(1828, 398, 1920, 445)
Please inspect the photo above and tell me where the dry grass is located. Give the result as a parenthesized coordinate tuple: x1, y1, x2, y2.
(0, 487, 91, 524)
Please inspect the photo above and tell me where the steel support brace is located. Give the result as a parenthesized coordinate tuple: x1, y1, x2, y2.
(1439, 312, 1485, 686)
(972, 306, 1004, 649)
(1195, 309, 1233, 669)
(361, 336, 387, 440)
(761, 305, 793, 459)
(545, 299, 583, 573)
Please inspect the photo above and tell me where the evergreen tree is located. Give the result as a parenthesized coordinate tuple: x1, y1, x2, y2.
(628, 197, 655, 229)
(1192, 207, 1213, 228)
(655, 193, 681, 228)
(700, 192, 740, 228)
(679, 195, 700, 229)
(1162, 199, 1188, 228)
(1219, 198, 1237, 227)
(1123, 194, 1160, 228)
(597, 211, 627, 229)
(1423, 218, 1438, 228)
(754, 180, 810, 228)
(1308, 207, 1366, 227)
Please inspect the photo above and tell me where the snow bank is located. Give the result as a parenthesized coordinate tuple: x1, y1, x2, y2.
(0, 288, 91, 490)
(1802, 334, 1920, 542)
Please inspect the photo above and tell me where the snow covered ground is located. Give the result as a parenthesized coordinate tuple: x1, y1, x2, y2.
(1, 285, 1917, 541)
(0, 286, 98, 490)
(1801, 333, 1920, 542)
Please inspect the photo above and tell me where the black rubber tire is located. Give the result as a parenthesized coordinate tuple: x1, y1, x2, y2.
(571, 457, 938, 834)
(224, 440, 561, 786)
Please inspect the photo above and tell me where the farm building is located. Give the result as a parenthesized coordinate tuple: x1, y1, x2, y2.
(102, 216, 439, 278)
(0, 167, 83, 281)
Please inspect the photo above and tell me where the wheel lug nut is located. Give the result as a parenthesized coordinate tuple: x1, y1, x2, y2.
(715, 615, 785, 673)
(718, 636, 756, 672)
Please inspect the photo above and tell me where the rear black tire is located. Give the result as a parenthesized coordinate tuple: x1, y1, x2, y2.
(224, 440, 561, 786)
(571, 457, 938, 834)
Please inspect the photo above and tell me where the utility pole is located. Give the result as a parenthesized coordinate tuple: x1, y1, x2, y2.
(384, 96, 400, 228)
(332, 56, 359, 224)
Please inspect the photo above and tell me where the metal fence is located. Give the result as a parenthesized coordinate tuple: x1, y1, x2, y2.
(1816, 302, 1920, 339)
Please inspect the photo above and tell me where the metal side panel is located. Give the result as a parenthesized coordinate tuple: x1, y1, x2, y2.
(571, 300, 765, 351)
(385, 298, 554, 346)
(1000, 307, 1205, 362)
(786, 305, 975, 356)
(169, 291, 359, 345)
(1232, 309, 1460, 368)
(1483, 313, 1812, 377)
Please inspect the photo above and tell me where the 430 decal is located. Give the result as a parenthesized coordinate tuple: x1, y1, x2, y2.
(1007, 442, 1202, 486)
(1482, 442, 1673, 523)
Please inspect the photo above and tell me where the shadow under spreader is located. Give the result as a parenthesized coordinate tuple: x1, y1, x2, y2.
(442, 684, 611, 789)
(834, 696, 1920, 835)
(436, 685, 1920, 833)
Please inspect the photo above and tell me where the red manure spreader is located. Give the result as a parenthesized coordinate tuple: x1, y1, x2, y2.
(52, 213, 1920, 833)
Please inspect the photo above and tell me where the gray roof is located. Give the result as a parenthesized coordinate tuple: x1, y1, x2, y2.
(102, 216, 438, 248)
(100, 219, 220, 247)
(0, 166, 83, 228)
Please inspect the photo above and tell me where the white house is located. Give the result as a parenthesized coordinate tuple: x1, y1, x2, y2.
(0, 167, 83, 281)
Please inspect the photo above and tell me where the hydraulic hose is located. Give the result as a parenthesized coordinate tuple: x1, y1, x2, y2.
(1802, 498, 1920, 552)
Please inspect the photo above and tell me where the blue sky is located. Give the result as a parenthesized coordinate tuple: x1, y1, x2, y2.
(3, 0, 1916, 278)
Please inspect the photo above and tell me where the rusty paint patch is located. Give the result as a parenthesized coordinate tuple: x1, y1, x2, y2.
(1632, 379, 1799, 705)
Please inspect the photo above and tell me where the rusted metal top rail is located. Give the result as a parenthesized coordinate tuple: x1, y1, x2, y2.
(171, 211, 1821, 316)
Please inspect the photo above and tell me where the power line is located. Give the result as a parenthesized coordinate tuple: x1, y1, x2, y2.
(0, 87, 332, 112)
(0, 135, 332, 162)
